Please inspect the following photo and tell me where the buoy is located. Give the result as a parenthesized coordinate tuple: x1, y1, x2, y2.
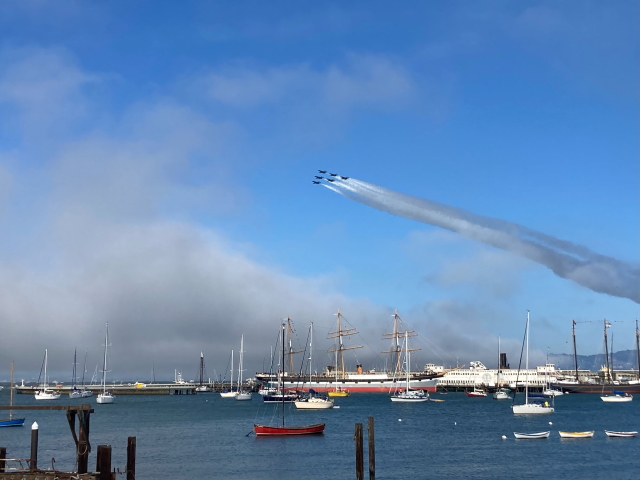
(398, 419, 402, 422)
(549, 421, 553, 425)
(334, 406, 340, 409)
(454, 422, 457, 425)
(501, 435, 507, 440)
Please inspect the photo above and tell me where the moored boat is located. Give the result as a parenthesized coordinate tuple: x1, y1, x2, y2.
(253, 321, 325, 436)
(0, 362, 25, 428)
(34, 350, 61, 401)
(492, 388, 511, 400)
(604, 430, 637, 437)
(465, 387, 487, 397)
(601, 390, 633, 403)
(514, 431, 550, 439)
(559, 431, 594, 438)
(390, 330, 429, 403)
(96, 323, 115, 405)
(512, 312, 554, 415)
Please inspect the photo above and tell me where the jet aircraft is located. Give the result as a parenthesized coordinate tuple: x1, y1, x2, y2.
(340, 176, 349, 180)
(326, 178, 335, 182)
(312, 181, 321, 184)
(329, 173, 338, 176)
(318, 170, 327, 173)
(314, 176, 323, 179)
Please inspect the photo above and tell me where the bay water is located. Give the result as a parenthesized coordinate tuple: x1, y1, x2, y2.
(1, 390, 638, 479)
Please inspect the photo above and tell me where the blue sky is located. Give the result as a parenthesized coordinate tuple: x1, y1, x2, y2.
(0, 1, 637, 379)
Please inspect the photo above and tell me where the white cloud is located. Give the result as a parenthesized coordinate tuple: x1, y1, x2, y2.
(203, 53, 416, 111)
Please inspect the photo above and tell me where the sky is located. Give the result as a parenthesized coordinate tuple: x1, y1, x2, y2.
(0, 1, 638, 382)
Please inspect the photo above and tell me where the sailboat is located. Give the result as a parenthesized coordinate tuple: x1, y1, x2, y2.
(69, 348, 82, 399)
(390, 332, 428, 402)
(0, 362, 25, 427)
(254, 322, 326, 435)
(493, 335, 511, 400)
(600, 320, 633, 402)
(96, 323, 115, 404)
(542, 347, 563, 397)
(34, 349, 61, 400)
(220, 350, 238, 398)
(327, 349, 349, 397)
(512, 311, 554, 414)
(235, 336, 252, 401)
(295, 323, 334, 409)
(79, 350, 93, 397)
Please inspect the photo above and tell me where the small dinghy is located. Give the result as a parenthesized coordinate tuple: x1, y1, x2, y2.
(604, 430, 638, 438)
(559, 431, 594, 438)
(513, 431, 550, 439)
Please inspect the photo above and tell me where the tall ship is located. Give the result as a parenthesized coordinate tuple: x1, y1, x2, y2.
(255, 310, 445, 393)
(552, 319, 640, 394)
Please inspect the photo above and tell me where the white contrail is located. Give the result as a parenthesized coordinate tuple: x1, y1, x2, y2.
(326, 177, 639, 304)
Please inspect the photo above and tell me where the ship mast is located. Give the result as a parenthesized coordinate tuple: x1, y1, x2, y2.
(327, 309, 362, 379)
(285, 316, 303, 375)
(636, 319, 640, 383)
(603, 319, 611, 384)
(572, 320, 579, 383)
(382, 310, 418, 375)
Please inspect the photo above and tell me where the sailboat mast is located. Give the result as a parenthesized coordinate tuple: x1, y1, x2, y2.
(230, 350, 234, 390)
(636, 319, 640, 381)
(72, 348, 77, 388)
(102, 324, 109, 392)
(497, 335, 501, 387)
(9, 361, 14, 421)
(309, 323, 313, 384)
(281, 323, 286, 426)
(81, 351, 88, 388)
(44, 349, 48, 390)
(238, 336, 244, 391)
(603, 319, 611, 383)
(572, 320, 579, 383)
(405, 331, 410, 391)
(610, 331, 614, 383)
(525, 311, 529, 405)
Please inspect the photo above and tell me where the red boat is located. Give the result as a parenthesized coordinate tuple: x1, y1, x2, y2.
(253, 423, 325, 436)
(253, 322, 327, 437)
(465, 388, 488, 397)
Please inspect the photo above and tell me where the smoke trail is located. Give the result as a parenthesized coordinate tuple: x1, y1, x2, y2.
(326, 178, 639, 303)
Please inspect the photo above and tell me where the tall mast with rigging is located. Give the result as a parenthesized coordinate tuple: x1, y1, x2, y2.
(382, 310, 418, 376)
(603, 319, 611, 384)
(327, 309, 362, 379)
(636, 319, 640, 383)
(572, 320, 579, 383)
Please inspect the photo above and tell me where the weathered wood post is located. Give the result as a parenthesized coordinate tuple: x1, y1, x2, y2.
(367, 416, 375, 480)
(127, 436, 136, 480)
(96, 445, 112, 480)
(0, 447, 6, 473)
(355, 422, 364, 480)
(78, 410, 91, 474)
(30, 421, 39, 471)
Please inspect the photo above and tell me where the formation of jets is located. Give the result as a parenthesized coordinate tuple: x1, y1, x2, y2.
(313, 170, 349, 184)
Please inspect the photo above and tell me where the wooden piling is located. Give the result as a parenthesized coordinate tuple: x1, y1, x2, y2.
(96, 445, 112, 480)
(127, 436, 136, 480)
(367, 416, 375, 480)
(0, 447, 6, 473)
(30, 422, 38, 471)
(78, 410, 91, 474)
(355, 422, 364, 480)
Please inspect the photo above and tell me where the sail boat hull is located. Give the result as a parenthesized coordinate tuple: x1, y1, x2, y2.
(0, 418, 26, 427)
(254, 423, 325, 436)
(512, 403, 554, 414)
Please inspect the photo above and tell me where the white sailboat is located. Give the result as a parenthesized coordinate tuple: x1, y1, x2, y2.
(220, 350, 238, 398)
(235, 336, 252, 401)
(96, 323, 115, 404)
(391, 332, 428, 402)
(35, 349, 61, 400)
(69, 348, 82, 399)
(512, 311, 554, 414)
(79, 350, 93, 397)
(295, 323, 334, 409)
